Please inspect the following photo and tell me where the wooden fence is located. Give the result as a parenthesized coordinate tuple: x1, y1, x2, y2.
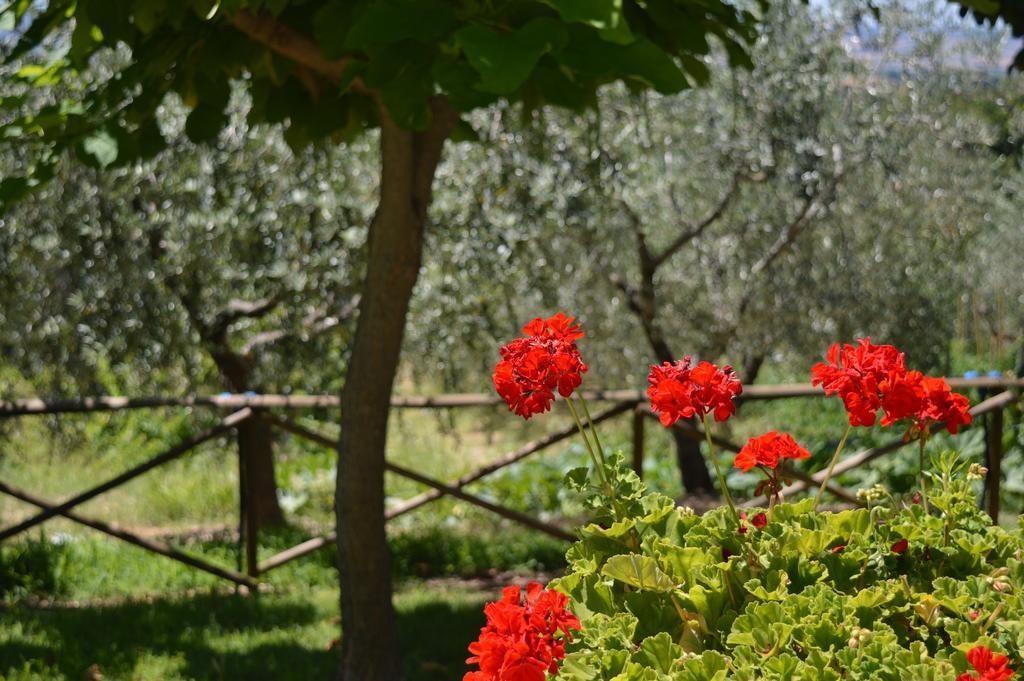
(0, 377, 1020, 587)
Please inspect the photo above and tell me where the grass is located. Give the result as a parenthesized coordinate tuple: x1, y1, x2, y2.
(0, 529, 515, 681)
(1, 583, 490, 681)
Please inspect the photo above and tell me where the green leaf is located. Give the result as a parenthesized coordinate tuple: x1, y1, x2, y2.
(542, 0, 632, 44)
(642, 0, 710, 54)
(680, 55, 710, 86)
(743, 570, 790, 601)
(132, 0, 166, 34)
(184, 68, 230, 142)
(603, 553, 675, 592)
(559, 28, 687, 94)
(312, 0, 354, 58)
(635, 632, 680, 673)
(366, 42, 435, 129)
(84, 0, 132, 44)
(0, 176, 30, 204)
(344, 0, 456, 51)
(433, 57, 498, 112)
(450, 118, 479, 143)
(79, 129, 118, 167)
(455, 18, 568, 94)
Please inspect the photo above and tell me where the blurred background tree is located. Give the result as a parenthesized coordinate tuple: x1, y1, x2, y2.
(407, 1, 1020, 492)
(0, 93, 369, 526)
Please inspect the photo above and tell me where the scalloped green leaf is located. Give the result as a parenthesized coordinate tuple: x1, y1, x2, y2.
(603, 553, 676, 592)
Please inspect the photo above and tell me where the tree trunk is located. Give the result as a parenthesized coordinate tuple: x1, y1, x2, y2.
(210, 349, 285, 528)
(336, 100, 455, 681)
(672, 428, 716, 494)
(236, 414, 284, 528)
(740, 352, 766, 385)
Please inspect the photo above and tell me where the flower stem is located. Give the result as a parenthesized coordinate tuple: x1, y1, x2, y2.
(577, 394, 607, 468)
(813, 423, 853, 511)
(917, 434, 930, 513)
(701, 414, 738, 521)
(566, 396, 609, 491)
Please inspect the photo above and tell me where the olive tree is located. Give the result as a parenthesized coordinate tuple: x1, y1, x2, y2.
(408, 1, 1017, 494)
(0, 94, 369, 527)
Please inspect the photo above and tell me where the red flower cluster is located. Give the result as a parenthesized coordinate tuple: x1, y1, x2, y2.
(956, 646, 1015, 681)
(493, 313, 587, 420)
(464, 583, 581, 681)
(914, 376, 973, 435)
(733, 431, 811, 473)
(811, 338, 908, 427)
(812, 338, 972, 433)
(647, 358, 742, 426)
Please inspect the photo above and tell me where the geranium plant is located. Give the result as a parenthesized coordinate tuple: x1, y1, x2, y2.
(464, 315, 1019, 681)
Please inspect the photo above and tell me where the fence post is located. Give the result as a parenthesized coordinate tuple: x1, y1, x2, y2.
(237, 425, 259, 582)
(632, 405, 645, 479)
(987, 406, 1004, 524)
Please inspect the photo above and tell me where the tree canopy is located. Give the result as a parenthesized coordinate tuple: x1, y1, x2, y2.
(0, 0, 768, 208)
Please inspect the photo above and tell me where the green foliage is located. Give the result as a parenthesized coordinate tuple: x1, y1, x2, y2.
(0, 91, 367, 396)
(0, 0, 765, 203)
(0, 534, 68, 599)
(408, 4, 1021, 389)
(552, 452, 1024, 679)
(389, 525, 567, 578)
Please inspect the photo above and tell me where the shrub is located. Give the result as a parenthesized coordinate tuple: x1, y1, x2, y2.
(551, 453, 1022, 680)
(463, 315, 1019, 680)
(0, 535, 69, 600)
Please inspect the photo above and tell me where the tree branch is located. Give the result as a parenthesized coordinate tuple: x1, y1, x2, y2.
(608, 199, 675, 363)
(205, 295, 282, 342)
(736, 170, 845, 320)
(240, 294, 361, 356)
(652, 170, 742, 269)
(229, 10, 367, 93)
(618, 198, 656, 275)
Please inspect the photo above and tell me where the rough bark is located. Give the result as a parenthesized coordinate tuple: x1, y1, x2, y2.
(671, 428, 716, 493)
(210, 348, 285, 528)
(740, 352, 767, 385)
(335, 99, 456, 681)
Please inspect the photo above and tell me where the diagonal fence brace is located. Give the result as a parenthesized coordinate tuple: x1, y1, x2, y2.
(0, 409, 252, 542)
(0, 479, 256, 588)
(256, 413, 576, 574)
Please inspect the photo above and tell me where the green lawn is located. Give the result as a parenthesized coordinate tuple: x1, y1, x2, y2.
(1, 583, 490, 681)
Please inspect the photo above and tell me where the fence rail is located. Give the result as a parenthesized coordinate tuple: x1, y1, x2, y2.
(0, 376, 1019, 586)
(4, 377, 1020, 416)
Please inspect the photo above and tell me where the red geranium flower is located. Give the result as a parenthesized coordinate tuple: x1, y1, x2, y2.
(750, 512, 768, 529)
(891, 538, 909, 554)
(831, 544, 846, 553)
(913, 376, 972, 435)
(464, 583, 580, 681)
(879, 370, 925, 426)
(521, 312, 584, 343)
(956, 645, 1015, 681)
(733, 431, 811, 473)
(493, 314, 587, 420)
(647, 358, 741, 426)
(812, 338, 908, 427)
